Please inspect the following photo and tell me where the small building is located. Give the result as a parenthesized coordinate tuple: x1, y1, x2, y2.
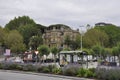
(95, 22, 112, 26)
(59, 50, 87, 67)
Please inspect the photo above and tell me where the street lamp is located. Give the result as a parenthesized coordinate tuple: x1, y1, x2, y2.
(79, 26, 85, 52)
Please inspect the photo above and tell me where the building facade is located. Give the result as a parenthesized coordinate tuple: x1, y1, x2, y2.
(43, 24, 80, 49)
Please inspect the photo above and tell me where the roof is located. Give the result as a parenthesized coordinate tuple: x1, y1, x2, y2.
(59, 50, 82, 54)
(59, 50, 88, 55)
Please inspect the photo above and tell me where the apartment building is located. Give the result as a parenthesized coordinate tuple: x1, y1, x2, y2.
(43, 24, 80, 49)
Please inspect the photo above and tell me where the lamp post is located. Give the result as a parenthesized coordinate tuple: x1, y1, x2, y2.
(79, 26, 84, 52)
(35, 51, 39, 63)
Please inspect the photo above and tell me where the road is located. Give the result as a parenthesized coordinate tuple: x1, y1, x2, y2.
(0, 71, 71, 80)
(0, 70, 94, 80)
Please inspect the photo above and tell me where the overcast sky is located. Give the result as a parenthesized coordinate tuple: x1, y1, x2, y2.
(0, 0, 120, 29)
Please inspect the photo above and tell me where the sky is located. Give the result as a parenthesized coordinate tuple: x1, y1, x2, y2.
(0, 0, 120, 29)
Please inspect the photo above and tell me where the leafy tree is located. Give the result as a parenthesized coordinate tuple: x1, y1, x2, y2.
(36, 24, 46, 34)
(64, 35, 72, 49)
(92, 45, 104, 61)
(95, 24, 120, 47)
(29, 36, 43, 50)
(5, 16, 35, 30)
(74, 34, 81, 49)
(4, 30, 26, 53)
(18, 24, 39, 47)
(83, 28, 109, 48)
(112, 43, 120, 63)
(112, 46, 119, 62)
(0, 27, 6, 47)
(37, 45, 50, 62)
(51, 47, 58, 62)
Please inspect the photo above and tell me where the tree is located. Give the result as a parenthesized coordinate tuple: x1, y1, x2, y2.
(64, 35, 72, 49)
(0, 27, 6, 47)
(29, 36, 43, 50)
(95, 24, 120, 47)
(5, 16, 35, 30)
(18, 24, 39, 47)
(37, 45, 50, 63)
(92, 45, 104, 61)
(36, 24, 46, 34)
(4, 30, 26, 53)
(112, 47, 119, 62)
(112, 43, 120, 64)
(74, 34, 81, 49)
(83, 28, 109, 48)
(51, 47, 58, 62)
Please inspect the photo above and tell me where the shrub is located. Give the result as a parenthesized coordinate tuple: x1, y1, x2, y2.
(8, 64, 18, 70)
(84, 70, 94, 78)
(16, 65, 23, 70)
(95, 68, 120, 80)
(77, 68, 86, 77)
(37, 66, 44, 72)
(1, 63, 10, 70)
(0, 63, 3, 69)
(47, 65, 56, 73)
(37, 66, 50, 73)
(63, 67, 78, 76)
(22, 64, 36, 71)
(42, 67, 50, 73)
(52, 68, 62, 75)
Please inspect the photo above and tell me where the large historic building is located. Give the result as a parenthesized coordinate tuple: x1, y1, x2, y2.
(43, 24, 80, 49)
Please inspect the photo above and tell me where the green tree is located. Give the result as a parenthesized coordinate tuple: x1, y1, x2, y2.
(5, 16, 35, 30)
(4, 30, 26, 53)
(51, 47, 58, 62)
(112, 46, 119, 62)
(112, 43, 120, 63)
(74, 34, 81, 49)
(29, 36, 43, 50)
(95, 24, 120, 47)
(83, 28, 109, 48)
(64, 35, 72, 49)
(92, 45, 104, 61)
(37, 45, 50, 62)
(0, 27, 6, 47)
(18, 24, 39, 47)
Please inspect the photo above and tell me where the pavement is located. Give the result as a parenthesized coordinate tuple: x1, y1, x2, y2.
(0, 70, 95, 80)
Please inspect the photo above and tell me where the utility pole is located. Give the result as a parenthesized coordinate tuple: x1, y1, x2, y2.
(79, 26, 84, 52)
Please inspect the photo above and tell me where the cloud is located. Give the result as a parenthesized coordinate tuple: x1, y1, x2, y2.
(0, 0, 120, 29)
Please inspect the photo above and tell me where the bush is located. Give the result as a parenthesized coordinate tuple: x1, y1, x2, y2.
(63, 67, 78, 76)
(95, 68, 120, 80)
(47, 65, 56, 73)
(42, 67, 50, 73)
(16, 65, 23, 70)
(37, 66, 44, 72)
(1, 63, 10, 70)
(84, 70, 94, 78)
(22, 64, 36, 71)
(52, 68, 62, 75)
(0, 63, 3, 69)
(77, 68, 86, 77)
(37, 66, 50, 73)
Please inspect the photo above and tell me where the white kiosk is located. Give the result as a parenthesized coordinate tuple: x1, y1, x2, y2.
(59, 51, 87, 67)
